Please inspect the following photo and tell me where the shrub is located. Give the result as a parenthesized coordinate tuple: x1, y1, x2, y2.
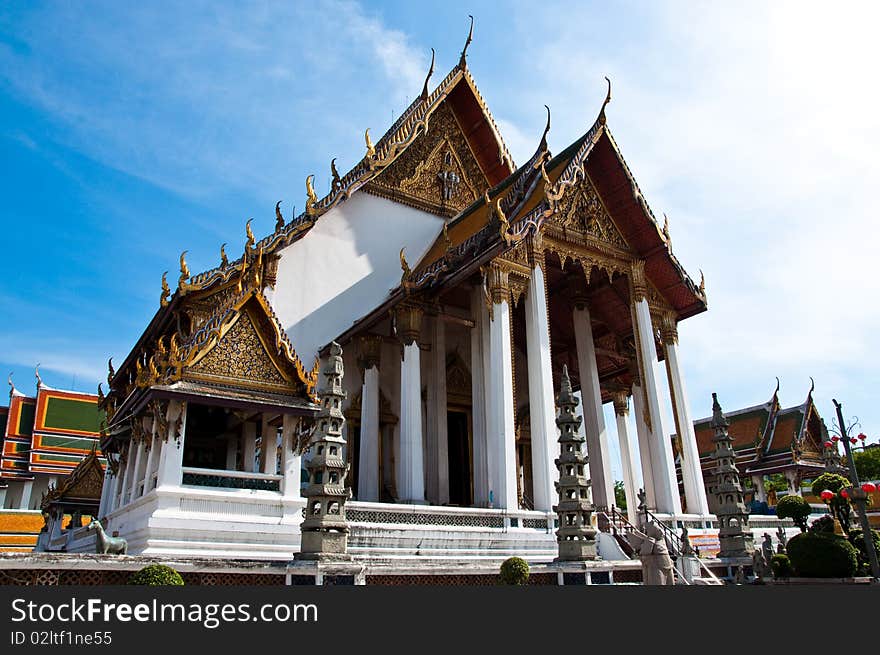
(786, 532, 859, 578)
(848, 528, 880, 575)
(809, 515, 835, 533)
(776, 494, 811, 532)
(499, 557, 529, 585)
(128, 564, 185, 586)
(770, 553, 793, 579)
(811, 473, 853, 533)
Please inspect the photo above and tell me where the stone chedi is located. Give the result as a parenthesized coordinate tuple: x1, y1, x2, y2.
(709, 393, 753, 558)
(298, 342, 351, 560)
(553, 365, 597, 561)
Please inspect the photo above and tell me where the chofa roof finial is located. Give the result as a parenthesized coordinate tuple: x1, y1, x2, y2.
(599, 76, 612, 124)
(275, 201, 285, 232)
(160, 271, 170, 307)
(540, 104, 551, 151)
(305, 175, 318, 216)
(421, 48, 435, 102)
(459, 15, 474, 69)
(179, 251, 190, 286)
(35, 363, 42, 388)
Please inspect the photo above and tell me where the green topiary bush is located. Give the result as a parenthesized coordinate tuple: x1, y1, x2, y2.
(499, 557, 530, 585)
(776, 494, 811, 532)
(811, 473, 853, 532)
(128, 564, 185, 586)
(786, 532, 859, 578)
(848, 528, 880, 575)
(809, 515, 835, 533)
(770, 553, 793, 579)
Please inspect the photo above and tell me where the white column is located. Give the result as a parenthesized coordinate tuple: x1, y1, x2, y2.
(486, 265, 518, 510)
(631, 268, 681, 515)
(632, 382, 656, 510)
(156, 401, 186, 488)
(785, 470, 801, 496)
(425, 316, 449, 505)
(523, 264, 557, 512)
(0, 487, 6, 509)
(281, 414, 301, 499)
(612, 392, 640, 524)
(106, 468, 122, 514)
(128, 437, 146, 501)
(142, 418, 160, 494)
(751, 474, 767, 503)
(661, 317, 709, 516)
(399, 341, 426, 503)
(358, 363, 381, 501)
(572, 302, 614, 510)
(261, 415, 277, 474)
(243, 421, 257, 473)
(118, 444, 135, 506)
(470, 287, 490, 506)
(225, 433, 238, 470)
(97, 469, 111, 517)
(18, 480, 34, 510)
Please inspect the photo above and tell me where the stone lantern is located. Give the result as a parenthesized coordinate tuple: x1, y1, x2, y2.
(298, 341, 352, 560)
(553, 364, 597, 561)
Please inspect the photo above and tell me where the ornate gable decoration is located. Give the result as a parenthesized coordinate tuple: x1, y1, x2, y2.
(187, 311, 288, 391)
(552, 176, 627, 250)
(365, 102, 489, 216)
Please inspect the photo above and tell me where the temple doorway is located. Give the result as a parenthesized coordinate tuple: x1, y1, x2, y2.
(447, 410, 472, 506)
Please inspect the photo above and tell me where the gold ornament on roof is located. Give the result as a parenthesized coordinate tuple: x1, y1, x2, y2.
(275, 201, 285, 232)
(699, 269, 705, 295)
(178, 251, 190, 286)
(458, 15, 474, 69)
(442, 220, 451, 251)
(107, 357, 115, 386)
(400, 247, 412, 287)
(8, 371, 14, 394)
(148, 355, 160, 383)
(662, 213, 671, 247)
(168, 333, 181, 368)
(35, 364, 42, 388)
(331, 158, 342, 193)
(421, 47, 435, 102)
(365, 129, 376, 161)
(97, 382, 105, 406)
(245, 219, 256, 250)
(599, 76, 612, 125)
(305, 175, 318, 216)
(220, 243, 229, 268)
(160, 271, 170, 307)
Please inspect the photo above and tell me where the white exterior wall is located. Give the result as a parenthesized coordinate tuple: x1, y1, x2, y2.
(269, 193, 445, 361)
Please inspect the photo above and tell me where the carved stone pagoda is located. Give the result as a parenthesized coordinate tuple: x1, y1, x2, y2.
(297, 342, 351, 560)
(709, 393, 753, 558)
(553, 365, 597, 561)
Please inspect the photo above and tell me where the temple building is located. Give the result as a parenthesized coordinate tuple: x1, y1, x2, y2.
(682, 381, 826, 512)
(92, 35, 714, 562)
(0, 375, 103, 551)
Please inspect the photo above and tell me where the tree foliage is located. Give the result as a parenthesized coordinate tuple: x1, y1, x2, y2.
(854, 447, 880, 481)
(614, 481, 627, 510)
(776, 494, 811, 532)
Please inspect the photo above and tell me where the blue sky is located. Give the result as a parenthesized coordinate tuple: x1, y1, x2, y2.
(2, 1, 879, 467)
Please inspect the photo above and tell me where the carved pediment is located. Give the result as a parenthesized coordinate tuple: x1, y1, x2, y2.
(186, 309, 295, 393)
(365, 102, 489, 216)
(553, 177, 627, 250)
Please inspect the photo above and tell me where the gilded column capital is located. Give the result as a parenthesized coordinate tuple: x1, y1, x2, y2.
(612, 390, 630, 417)
(395, 304, 424, 346)
(357, 334, 383, 371)
(630, 259, 647, 303)
(526, 231, 545, 271)
(659, 312, 678, 345)
(487, 261, 510, 306)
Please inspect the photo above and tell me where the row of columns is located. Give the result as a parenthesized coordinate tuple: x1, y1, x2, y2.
(352, 251, 708, 517)
(98, 401, 306, 519)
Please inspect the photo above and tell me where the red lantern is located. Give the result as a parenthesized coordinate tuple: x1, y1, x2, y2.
(820, 489, 835, 501)
(858, 433, 867, 441)
(862, 482, 877, 493)
(850, 437, 858, 445)
(831, 435, 840, 442)
(824, 440, 833, 448)
(841, 489, 849, 499)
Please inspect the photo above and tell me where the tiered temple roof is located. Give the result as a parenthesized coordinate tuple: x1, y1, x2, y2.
(2, 377, 104, 481)
(688, 381, 825, 480)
